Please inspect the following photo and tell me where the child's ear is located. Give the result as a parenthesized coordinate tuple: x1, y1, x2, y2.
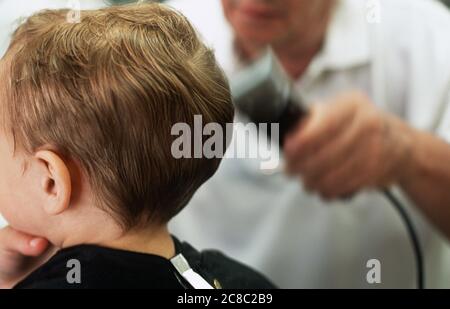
(34, 150, 72, 216)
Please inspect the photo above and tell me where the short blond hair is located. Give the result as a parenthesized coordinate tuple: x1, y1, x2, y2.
(2, 3, 234, 229)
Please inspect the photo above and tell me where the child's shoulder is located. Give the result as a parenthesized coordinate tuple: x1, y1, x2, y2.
(14, 237, 276, 289)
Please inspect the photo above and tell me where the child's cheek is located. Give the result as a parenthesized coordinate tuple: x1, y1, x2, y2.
(0, 192, 16, 226)
(0, 168, 13, 220)
(0, 165, 30, 229)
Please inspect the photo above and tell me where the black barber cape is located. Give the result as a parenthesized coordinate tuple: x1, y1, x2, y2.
(14, 237, 275, 289)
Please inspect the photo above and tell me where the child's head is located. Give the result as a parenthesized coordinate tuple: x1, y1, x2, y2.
(0, 3, 233, 245)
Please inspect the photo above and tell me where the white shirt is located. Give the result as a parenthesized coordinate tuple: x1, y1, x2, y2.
(168, 0, 450, 288)
(0, 0, 106, 227)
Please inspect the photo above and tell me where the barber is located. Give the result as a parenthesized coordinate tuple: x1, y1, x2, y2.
(168, 0, 450, 288)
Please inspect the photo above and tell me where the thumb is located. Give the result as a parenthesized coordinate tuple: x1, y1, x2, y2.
(284, 102, 327, 156)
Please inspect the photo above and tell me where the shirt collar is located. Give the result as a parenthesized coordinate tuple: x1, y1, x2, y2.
(307, 0, 371, 77)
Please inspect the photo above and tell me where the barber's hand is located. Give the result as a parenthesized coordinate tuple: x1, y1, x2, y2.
(284, 91, 414, 200)
(0, 226, 53, 289)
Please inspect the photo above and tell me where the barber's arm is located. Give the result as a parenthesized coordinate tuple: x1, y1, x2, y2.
(284, 91, 450, 239)
(397, 121, 450, 238)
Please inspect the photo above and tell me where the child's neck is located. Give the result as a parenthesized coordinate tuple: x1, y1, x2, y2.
(52, 204, 176, 259)
(58, 220, 176, 259)
(97, 225, 176, 259)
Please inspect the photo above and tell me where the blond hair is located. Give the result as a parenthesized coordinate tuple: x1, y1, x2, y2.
(2, 3, 234, 229)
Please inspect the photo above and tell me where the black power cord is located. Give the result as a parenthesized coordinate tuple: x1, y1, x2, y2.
(245, 108, 426, 288)
(275, 104, 425, 288)
(382, 189, 424, 289)
(242, 108, 426, 288)
(275, 102, 426, 289)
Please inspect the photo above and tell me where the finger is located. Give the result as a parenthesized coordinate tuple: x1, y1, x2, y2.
(284, 103, 327, 161)
(284, 101, 356, 165)
(287, 112, 364, 179)
(0, 227, 49, 257)
(311, 150, 371, 199)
